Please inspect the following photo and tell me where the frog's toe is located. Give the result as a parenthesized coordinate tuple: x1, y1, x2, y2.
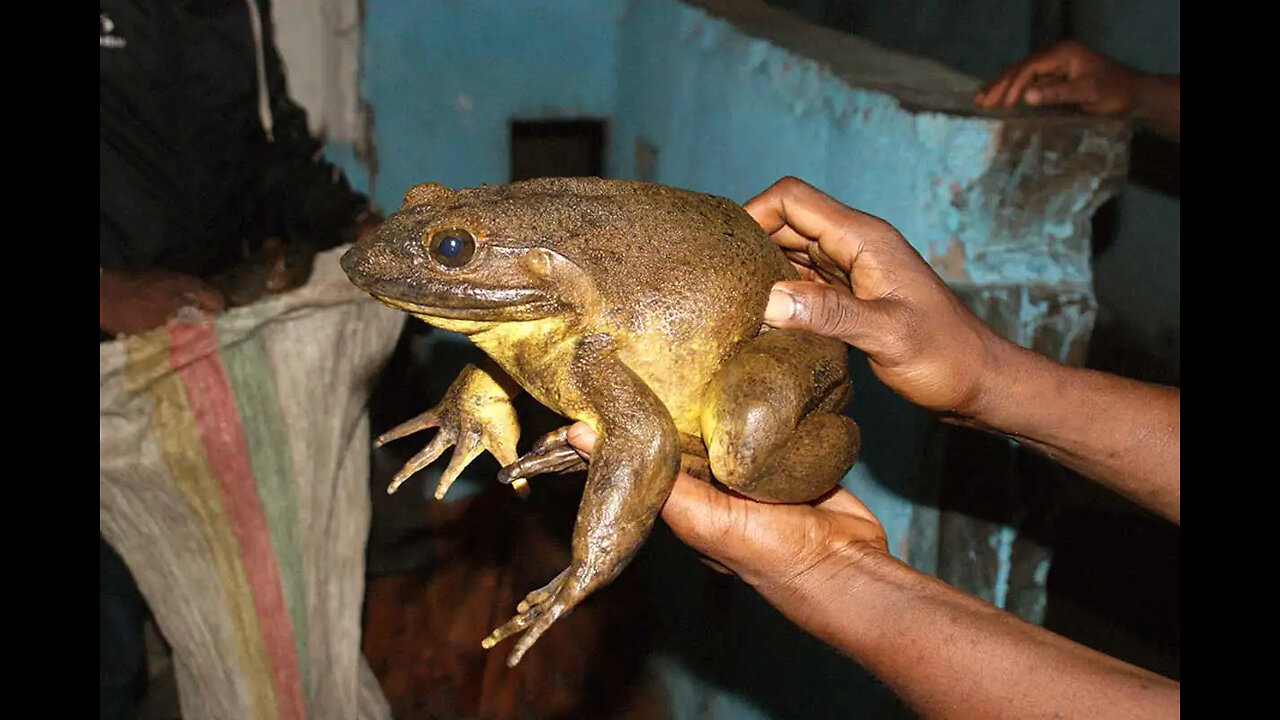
(505, 597, 573, 667)
(433, 433, 483, 500)
(481, 606, 539, 651)
(386, 429, 455, 494)
(374, 409, 440, 448)
(516, 568, 569, 613)
(481, 565, 587, 667)
(498, 447, 584, 486)
(530, 426, 572, 454)
(497, 426, 588, 492)
(481, 584, 558, 655)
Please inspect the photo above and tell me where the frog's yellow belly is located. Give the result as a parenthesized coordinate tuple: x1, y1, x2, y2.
(467, 317, 602, 428)
(466, 318, 731, 438)
(614, 336, 728, 437)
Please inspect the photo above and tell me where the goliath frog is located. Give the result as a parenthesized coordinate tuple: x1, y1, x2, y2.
(341, 177, 860, 666)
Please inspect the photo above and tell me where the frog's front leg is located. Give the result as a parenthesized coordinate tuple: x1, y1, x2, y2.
(702, 328, 861, 502)
(483, 334, 680, 667)
(495, 425, 587, 488)
(376, 357, 523, 499)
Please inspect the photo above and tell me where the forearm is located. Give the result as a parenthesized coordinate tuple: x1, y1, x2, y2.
(1132, 73, 1180, 142)
(756, 549, 1179, 720)
(965, 341, 1180, 523)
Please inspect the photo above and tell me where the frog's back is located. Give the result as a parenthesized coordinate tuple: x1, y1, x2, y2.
(507, 178, 797, 434)
(498, 177, 795, 335)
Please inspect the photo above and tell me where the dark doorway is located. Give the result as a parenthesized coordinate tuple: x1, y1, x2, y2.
(510, 119, 607, 180)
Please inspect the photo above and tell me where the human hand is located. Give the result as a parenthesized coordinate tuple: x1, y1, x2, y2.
(100, 268, 226, 337)
(564, 422, 888, 592)
(746, 177, 1006, 420)
(973, 41, 1140, 114)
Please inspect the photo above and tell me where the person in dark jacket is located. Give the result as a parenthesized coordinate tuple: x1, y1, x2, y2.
(100, 0, 380, 338)
(100, 2, 379, 717)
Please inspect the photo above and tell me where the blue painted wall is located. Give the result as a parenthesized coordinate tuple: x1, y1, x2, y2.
(764, 0, 1181, 383)
(361, 0, 622, 209)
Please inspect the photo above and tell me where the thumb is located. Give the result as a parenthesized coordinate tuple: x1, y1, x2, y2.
(660, 473, 749, 561)
(564, 421, 597, 458)
(763, 281, 887, 353)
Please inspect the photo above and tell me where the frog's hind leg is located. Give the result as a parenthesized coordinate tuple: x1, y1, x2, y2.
(702, 328, 861, 503)
(483, 335, 680, 667)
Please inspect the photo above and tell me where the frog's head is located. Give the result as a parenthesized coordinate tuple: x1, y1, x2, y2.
(341, 182, 593, 329)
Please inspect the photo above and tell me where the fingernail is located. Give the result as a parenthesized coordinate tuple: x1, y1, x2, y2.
(763, 288, 795, 325)
(1025, 89, 1041, 104)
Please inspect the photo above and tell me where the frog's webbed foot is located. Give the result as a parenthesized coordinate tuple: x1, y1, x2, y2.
(496, 426, 588, 495)
(375, 362, 521, 499)
(376, 406, 485, 498)
(482, 564, 593, 667)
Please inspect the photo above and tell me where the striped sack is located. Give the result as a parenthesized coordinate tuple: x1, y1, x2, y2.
(100, 246, 405, 720)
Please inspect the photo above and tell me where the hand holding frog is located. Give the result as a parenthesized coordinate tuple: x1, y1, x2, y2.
(747, 177, 1003, 423)
(747, 176, 1180, 522)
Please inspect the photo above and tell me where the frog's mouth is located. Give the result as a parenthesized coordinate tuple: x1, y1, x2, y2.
(341, 245, 564, 321)
(369, 287, 562, 322)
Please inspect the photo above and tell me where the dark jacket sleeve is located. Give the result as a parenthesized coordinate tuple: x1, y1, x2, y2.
(256, 0, 375, 251)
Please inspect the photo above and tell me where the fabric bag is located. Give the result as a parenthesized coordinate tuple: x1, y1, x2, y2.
(100, 246, 404, 720)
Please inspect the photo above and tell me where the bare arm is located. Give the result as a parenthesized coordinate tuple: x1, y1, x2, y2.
(564, 424, 1180, 720)
(768, 544, 1180, 719)
(963, 343, 1180, 522)
(1131, 74, 1180, 141)
(99, 268, 226, 337)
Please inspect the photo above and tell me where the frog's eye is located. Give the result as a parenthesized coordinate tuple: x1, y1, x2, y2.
(426, 228, 477, 268)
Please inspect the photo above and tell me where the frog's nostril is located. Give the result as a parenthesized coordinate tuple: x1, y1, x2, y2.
(340, 245, 368, 277)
